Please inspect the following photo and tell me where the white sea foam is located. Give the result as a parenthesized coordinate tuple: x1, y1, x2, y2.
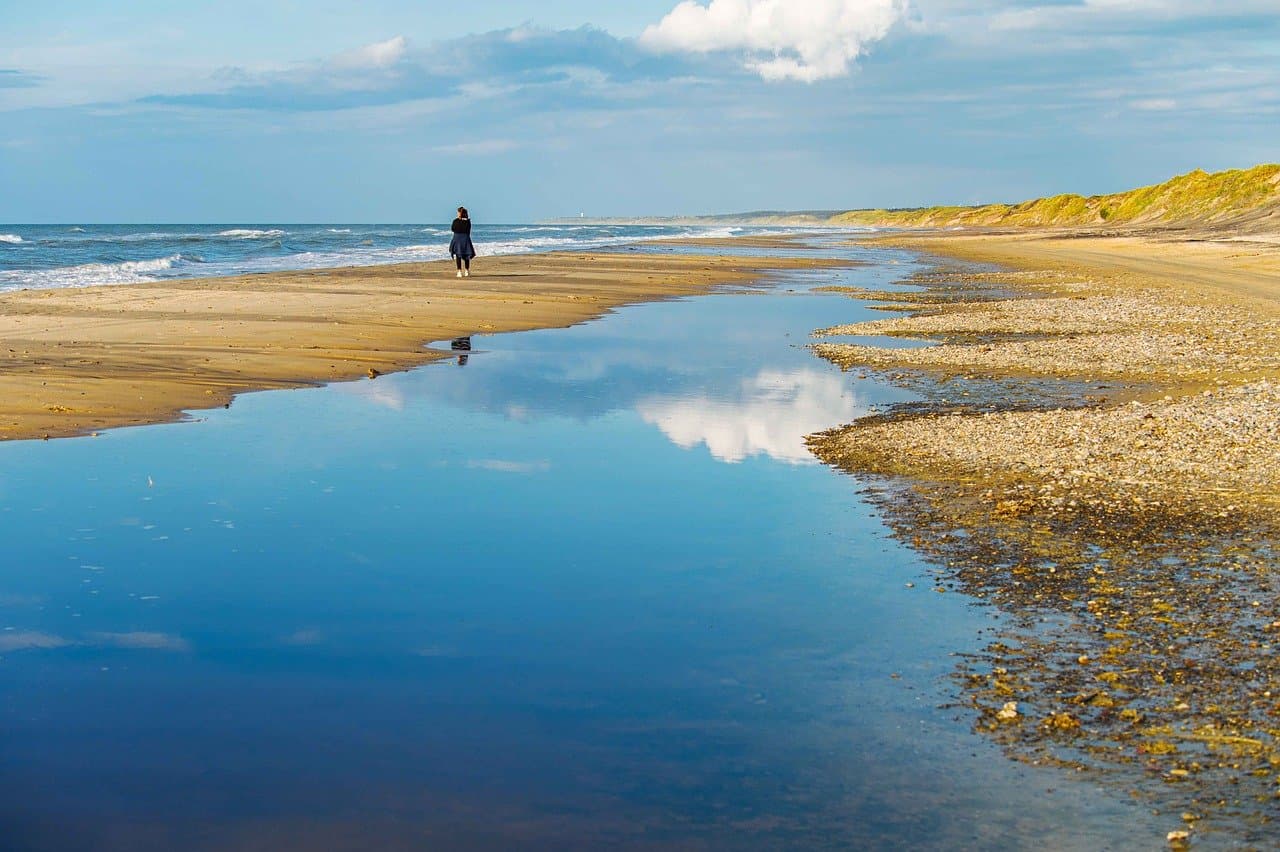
(679, 226, 744, 240)
(0, 234, 24, 244)
(0, 254, 192, 290)
(216, 229, 285, 238)
(69, 227, 87, 233)
(327, 228, 353, 233)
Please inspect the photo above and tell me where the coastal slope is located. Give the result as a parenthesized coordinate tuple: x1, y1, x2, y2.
(565, 164, 1280, 235)
(830, 164, 1280, 232)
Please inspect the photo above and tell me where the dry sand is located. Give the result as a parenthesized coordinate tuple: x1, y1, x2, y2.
(0, 250, 842, 442)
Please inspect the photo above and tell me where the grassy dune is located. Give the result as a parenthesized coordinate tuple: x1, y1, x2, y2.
(831, 164, 1280, 231)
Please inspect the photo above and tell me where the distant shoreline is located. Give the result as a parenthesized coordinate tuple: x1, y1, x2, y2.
(552, 163, 1280, 235)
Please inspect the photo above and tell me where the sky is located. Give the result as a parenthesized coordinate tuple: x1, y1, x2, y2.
(1, 0, 1276, 222)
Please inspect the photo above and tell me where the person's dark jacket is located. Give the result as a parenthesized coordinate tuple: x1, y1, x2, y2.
(449, 217, 476, 260)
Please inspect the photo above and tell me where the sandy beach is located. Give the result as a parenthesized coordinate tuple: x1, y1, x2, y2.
(0, 249, 842, 442)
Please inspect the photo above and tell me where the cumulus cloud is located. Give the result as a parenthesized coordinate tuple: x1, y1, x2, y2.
(638, 368, 867, 464)
(641, 0, 908, 82)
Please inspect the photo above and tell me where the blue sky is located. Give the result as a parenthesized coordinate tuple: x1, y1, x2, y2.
(1, 1, 1276, 222)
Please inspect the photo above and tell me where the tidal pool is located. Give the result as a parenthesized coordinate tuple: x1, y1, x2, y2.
(0, 243, 1159, 849)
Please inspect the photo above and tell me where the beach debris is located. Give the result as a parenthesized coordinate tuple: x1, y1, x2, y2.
(996, 702, 1020, 722)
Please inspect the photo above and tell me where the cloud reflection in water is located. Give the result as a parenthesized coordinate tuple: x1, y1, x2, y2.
(637, 368, 866, 464)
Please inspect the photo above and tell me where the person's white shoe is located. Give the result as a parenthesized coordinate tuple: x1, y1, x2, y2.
(464, 269, 470, 277)
(456, 270, 463, 278)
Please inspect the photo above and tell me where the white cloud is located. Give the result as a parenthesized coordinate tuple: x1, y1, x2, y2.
(1132, 97, 1177, 111)
(640, 0, 908, 82)
(638, 368, 867, 464)
(432, 138, 520, 156)
(336, 378, 406, 410)
(330, 36, 408, 71)
(467, 459, 552, 474)
(990, 0, 1278, 31)
(0, 631, 70, 652)
(91, 631, 191, 651)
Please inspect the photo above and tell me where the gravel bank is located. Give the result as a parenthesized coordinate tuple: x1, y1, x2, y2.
(805, 232, 1280, 842)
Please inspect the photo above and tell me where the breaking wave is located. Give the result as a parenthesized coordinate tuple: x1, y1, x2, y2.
(0, 254, 201, 290)
(216, 229, 286, 239)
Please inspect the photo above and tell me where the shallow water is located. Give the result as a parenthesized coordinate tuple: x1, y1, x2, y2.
(0, 241, 1159, 849)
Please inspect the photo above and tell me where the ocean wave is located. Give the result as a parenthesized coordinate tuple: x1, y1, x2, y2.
(216, 229, 286, 239)
(54, 231, 204, 244)
(327, 228, 352, 233)
(68, 227, 87, 233)
(0, 234, 24, 244)
(0, 253, 197, 290)
(680, 226, 744, 240)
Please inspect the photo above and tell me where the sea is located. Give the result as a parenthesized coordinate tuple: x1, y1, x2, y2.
(0, 223, 799, 291)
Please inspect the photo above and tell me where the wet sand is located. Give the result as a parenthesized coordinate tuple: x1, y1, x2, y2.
(0, 250, 843, 442)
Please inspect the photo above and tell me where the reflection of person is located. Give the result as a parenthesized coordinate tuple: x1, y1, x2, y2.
(451, 336, 472, 366)
(450, 207, 476, 278)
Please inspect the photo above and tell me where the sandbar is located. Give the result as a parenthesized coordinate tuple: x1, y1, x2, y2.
(0, 250, 844, 442)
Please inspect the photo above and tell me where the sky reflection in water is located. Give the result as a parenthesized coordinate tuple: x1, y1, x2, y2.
(0, 243, 1158, 850)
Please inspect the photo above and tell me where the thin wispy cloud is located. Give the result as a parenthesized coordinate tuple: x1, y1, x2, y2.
(142, 27, 697, 112)
(467, 459, 552, 474)
(0, 631, 71, 652)
(0, 69, 41, 89)
(432, 138, 521, 155)
(0, 630, 191, 652)
(90, 631, 192, 651)
(990, 0, 1280, 31)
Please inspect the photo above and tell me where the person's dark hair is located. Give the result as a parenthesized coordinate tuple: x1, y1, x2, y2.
(457, 206, 468, 219)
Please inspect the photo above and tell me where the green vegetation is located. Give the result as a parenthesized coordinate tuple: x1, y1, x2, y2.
(829, 164, 1280, 229)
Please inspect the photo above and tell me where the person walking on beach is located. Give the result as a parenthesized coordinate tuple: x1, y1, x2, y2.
(450, 207, 476, 278)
